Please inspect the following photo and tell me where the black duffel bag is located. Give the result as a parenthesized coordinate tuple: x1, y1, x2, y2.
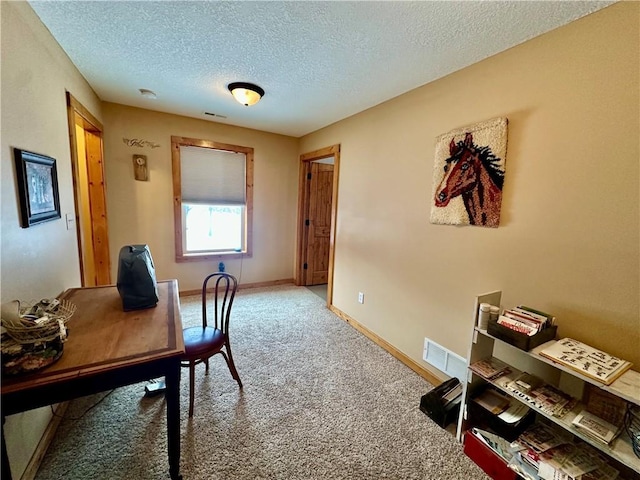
(116, 244, 159, 311)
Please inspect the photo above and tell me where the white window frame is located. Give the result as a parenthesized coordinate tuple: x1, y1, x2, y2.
(171, 136, 253, 262)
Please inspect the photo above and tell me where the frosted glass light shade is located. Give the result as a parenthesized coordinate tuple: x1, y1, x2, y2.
(228, 82, 264, 106)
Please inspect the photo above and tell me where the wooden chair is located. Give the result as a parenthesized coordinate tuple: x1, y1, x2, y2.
(181, 272, 243, 417)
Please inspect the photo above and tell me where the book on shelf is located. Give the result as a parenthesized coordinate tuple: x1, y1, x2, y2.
(497, 305, 555, 336)
(583, 384, 628, 427)
(573, 448, 621, 480)
(514, 423, 621, 479)
(507, 451, 540, 480)
(538, 445, 620, 480)
(497, 314, 539, 336)
(505, 372, 545, 401)
(497, 401, 531, 425)
(516, 305, 556, 326)
(469, 357, 511, 380)
(538, 442, 601, 478)
(527, 384, 576, 418)
(539, 338, 633, 385)
(470, 427, 515, 462)
(503, 309, 546, 330)
(497, 371, 577, 418)
(578, 463, 620, 480)
(473, 388, 511, 415)
(571, 410, 621, 445)
(550, 397, 579, 420)
(517, 422, 572, 453)
(517, 447, 540, 470)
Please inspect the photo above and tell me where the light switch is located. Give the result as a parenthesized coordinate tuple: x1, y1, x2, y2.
(65, 213, 75, 231)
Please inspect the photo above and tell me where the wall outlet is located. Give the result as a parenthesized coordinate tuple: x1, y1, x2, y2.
(358, 292, 364, 304)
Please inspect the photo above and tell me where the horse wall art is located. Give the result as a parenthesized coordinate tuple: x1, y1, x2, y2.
(430, 117, 508, 228)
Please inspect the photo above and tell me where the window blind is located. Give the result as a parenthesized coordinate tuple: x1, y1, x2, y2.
(180, 146, 246, 205)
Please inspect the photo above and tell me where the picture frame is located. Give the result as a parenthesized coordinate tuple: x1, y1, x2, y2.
(13, 148, 61, 227)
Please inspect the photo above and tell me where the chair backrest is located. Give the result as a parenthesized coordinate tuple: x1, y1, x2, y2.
(201, 272, 238, 334)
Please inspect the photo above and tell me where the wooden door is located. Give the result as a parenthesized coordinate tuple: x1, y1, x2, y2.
(84, 130, 111, 285)
(67, 93, 111, 286)
(305, 162, 334, 285)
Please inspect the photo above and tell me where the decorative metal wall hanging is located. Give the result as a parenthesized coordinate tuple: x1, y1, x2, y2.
(133, 154, 149, 181)
(122, 138, 160, 149)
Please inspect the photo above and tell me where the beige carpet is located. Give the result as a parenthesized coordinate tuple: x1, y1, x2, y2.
(34, 284, 489, 480)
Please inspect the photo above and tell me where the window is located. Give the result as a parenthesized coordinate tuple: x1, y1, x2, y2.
(171, 136, 253, 261)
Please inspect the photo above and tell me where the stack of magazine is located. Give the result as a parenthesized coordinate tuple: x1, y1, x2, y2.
(468, 422, 621, 480)
(511, 422, 621, 480)
(572, 409, 622, 445)
(469, 357, 511, 380)
(501, 371, 577, 418)
(511, 422, 572, 479)
(497, 306, 555, 337)
(470, 359, 578, 419)
(538, 442, 620, 480)
(527, 384, 577, 418)
(469, 427, 515, 463)
(472, 387, 532, 425)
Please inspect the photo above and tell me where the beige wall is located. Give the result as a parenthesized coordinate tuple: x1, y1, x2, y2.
(300, 2, 639, 375)
(0, 2, 103, 477)
(1, 1, 638, 476)
(101, 103, 299, 292)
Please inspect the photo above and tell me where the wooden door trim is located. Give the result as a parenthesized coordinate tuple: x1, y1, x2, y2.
(67, 94, 103, 132)
(66, 100, 86, 285)
(295, 144, 340, 307)
(66, 92, 111, 286)
(300, 145, 337, 162)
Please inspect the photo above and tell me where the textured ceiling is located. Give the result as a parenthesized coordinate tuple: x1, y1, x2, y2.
(29, 1, 614, 138)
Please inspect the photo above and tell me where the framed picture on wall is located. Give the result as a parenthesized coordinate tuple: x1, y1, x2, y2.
(13, 148, 61, 228)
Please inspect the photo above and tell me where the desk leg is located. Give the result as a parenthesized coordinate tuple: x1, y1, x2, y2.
(2, 417, 12, 480)
(166, 362, 182, 480)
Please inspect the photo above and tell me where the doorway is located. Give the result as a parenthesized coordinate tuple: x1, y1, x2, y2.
(296, 145, 340, 306)
(66, 93, 111, 286)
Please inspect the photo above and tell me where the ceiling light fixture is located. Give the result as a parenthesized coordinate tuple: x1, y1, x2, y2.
(139, 88, 157, 99)
(228, 82, 264, 106)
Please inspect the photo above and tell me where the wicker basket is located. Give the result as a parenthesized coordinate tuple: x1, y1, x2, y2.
(1, 299, 76, 344)
(1, 299, 76, 375)
(625, 403, 640, 458)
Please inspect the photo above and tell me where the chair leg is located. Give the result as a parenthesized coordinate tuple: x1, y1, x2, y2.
(224, 343, 243, 388)
(188, 362, 195, 418)
(205, 358, 209, 375)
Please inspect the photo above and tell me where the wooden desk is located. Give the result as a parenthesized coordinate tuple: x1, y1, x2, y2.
(1, 279, 185, 480)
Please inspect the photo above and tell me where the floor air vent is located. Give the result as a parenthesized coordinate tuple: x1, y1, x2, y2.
(423, 338, 466, 382)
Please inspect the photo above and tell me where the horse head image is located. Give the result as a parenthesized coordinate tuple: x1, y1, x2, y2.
(434, 132, 504, 226)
